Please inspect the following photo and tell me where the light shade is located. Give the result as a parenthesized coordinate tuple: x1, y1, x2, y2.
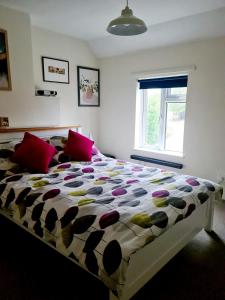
(107, 5, 147, 36)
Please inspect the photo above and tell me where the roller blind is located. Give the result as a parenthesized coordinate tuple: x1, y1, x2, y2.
(138, 75, 188, 89)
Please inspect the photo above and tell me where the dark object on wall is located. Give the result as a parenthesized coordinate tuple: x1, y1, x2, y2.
(0, 29, 12, 91)
(77, 66, 100, 107)
(130, 154, 183, 169)
(0, 117, 9, 127)
(35, 90, 57, 97)
(42, 56, 69, 84)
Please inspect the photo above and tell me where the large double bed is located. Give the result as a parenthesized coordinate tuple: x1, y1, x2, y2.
(0, 126, 222, 300)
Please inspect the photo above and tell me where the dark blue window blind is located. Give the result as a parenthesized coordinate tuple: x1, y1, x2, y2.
(138, 75, 188, 90)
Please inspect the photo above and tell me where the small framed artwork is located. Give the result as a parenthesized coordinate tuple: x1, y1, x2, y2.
(0, 117, 9, 127)
(0, 29, 12, 91)
(42, 56, 69, 84)
(77, 66, 100, 107)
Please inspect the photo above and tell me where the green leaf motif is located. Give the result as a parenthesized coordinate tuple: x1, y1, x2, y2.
(153, 197, 169, 207)
(68, 190, 87, 197)
(78, 198, 95, 206)
(130, 213, 152, 228)
(33, 180, 49, 188)
(30, 176, 43, 181)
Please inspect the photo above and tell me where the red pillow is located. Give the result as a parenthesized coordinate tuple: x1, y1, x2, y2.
(11, 132, 57, 173)
(64, 130, 94, 161)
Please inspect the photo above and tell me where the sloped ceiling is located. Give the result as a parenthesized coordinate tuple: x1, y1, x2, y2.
(1, 0, 225, 57)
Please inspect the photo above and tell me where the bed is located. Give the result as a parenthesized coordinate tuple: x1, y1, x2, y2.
(0, 126, 222, 300)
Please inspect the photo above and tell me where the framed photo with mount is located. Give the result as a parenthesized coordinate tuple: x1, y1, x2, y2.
(42, 56, 69, 84)
(77, 66, 100, 107)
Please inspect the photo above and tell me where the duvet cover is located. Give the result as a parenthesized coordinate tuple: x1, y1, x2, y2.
(0, 153, 222, 296)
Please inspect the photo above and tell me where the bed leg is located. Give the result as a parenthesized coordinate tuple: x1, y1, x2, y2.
(204, 198, 214, 232)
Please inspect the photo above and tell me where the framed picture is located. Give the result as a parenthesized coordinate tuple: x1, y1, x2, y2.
(0, 29, 12, 91)
(42, 56, 69, 84)
(77, 66, 100, 107)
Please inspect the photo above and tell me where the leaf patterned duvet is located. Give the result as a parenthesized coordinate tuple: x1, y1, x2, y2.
(0, 154, 222, 297)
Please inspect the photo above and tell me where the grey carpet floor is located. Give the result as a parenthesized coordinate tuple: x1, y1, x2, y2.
(0, 201, 224, 300)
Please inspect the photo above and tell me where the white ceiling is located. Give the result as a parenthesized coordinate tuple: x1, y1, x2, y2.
(1, 0, 225, 57)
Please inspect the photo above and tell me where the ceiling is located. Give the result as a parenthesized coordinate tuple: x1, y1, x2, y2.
(1, 0, 225, 57)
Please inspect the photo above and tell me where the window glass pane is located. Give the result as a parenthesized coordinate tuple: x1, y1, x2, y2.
(165, 102, 185, 152)
(145, 89, 161, 148)
(170, 87, 187, 97)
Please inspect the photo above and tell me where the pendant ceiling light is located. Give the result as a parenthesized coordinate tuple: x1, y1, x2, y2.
(107, 0, 147, 36)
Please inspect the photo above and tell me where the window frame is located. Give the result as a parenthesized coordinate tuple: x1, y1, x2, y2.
(138, 86, 187, 155)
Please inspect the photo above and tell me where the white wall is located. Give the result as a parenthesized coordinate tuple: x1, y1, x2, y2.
(99, 38, 225, 181)
(0, 5, 35, 126)
(2, 4, 225, 181)
(0, 5, 99, 141)
(31, 27, 99, 140)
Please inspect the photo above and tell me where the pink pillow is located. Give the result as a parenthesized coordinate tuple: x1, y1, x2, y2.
(64, 130, 94, 161)
(11, 132, 57, 173)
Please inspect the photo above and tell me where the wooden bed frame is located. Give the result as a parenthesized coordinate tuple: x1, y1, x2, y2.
(0, 125, 81, 141)
(0, 126, 216, 300)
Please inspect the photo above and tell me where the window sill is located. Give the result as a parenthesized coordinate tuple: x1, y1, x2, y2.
(134, 147, 184, 159)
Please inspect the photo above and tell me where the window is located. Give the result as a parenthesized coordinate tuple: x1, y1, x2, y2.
(135, 75, 188, 155)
